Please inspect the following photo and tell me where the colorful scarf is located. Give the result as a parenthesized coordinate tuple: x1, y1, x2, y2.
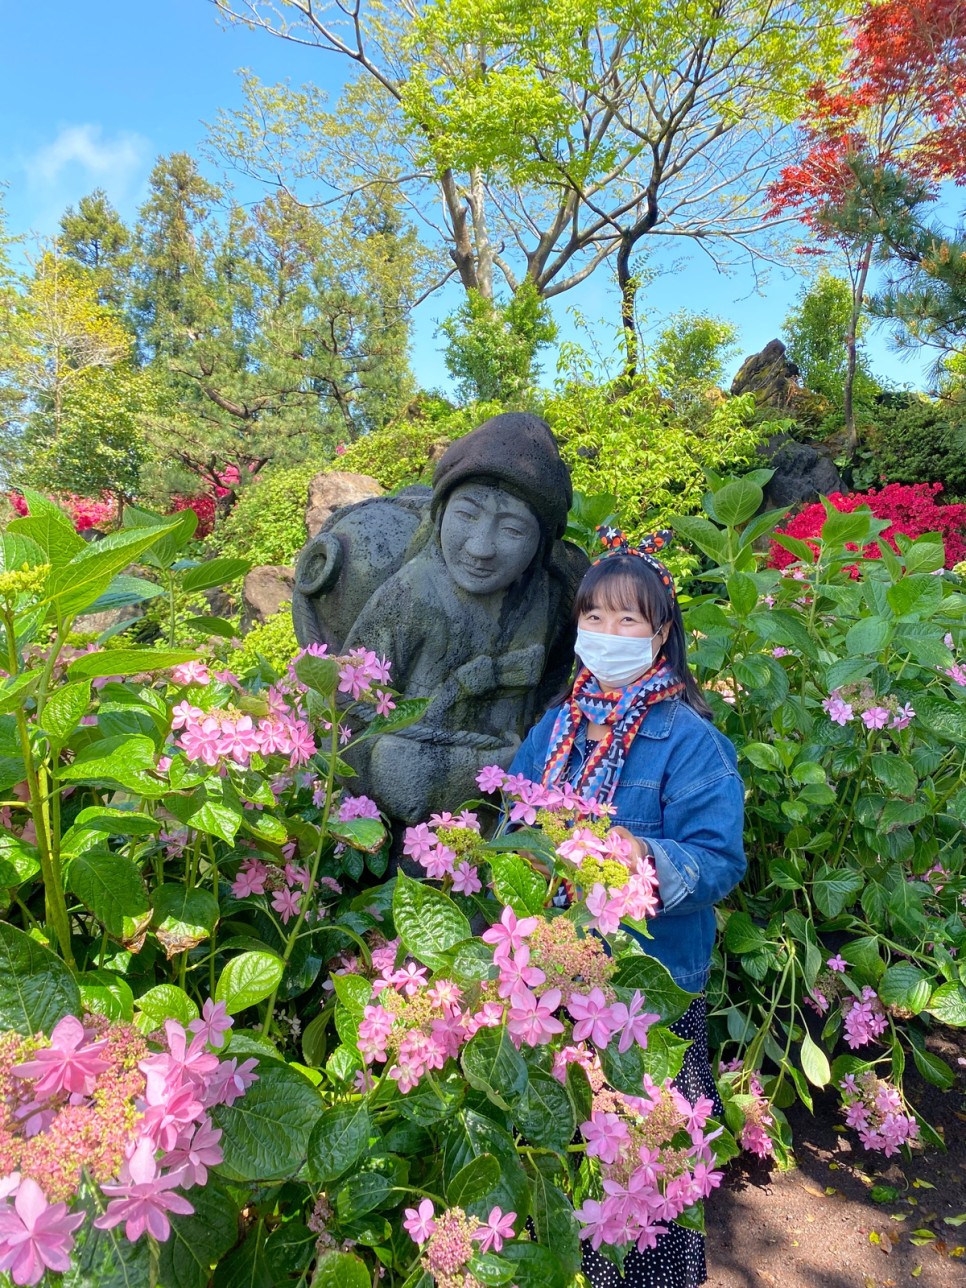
(541, 659, 685, 804)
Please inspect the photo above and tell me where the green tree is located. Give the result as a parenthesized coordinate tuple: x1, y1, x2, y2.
(59, 189, 131, 307)
(650, 310, 739, 402)
(1, 247, 148, 501)
(209, 0, 848, 369)
(439, 280, 557, 402)
(782, 271, 878, 411)
(131, 159, 421, 500)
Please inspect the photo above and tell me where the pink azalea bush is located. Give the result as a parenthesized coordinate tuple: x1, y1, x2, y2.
(0, 1009, 254, 1284)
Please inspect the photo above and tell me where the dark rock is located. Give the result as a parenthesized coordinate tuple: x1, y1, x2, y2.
(242, 565, 295, 630)
(759, 433, 843, 509)
(731, 339, 800, 407)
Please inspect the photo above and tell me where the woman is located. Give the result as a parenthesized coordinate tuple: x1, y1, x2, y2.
(508, 531, 746, 1287)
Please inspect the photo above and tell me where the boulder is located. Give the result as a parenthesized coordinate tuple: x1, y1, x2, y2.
(306, 471, 384, 538)
(731, 338, 800, 407)
(758, 433, 843, 509)
(73, 605, 142, 638)
(242, 565, 295, 630)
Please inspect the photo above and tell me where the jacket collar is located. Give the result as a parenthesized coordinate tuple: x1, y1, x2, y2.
(576, 696, 678, 743)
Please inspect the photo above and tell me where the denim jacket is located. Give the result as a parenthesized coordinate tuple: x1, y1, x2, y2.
(509, 698, 746, 992)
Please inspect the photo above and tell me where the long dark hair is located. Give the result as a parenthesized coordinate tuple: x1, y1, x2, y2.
(571, 554, 713, 719)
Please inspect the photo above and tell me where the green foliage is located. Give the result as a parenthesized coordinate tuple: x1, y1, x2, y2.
(865, 397, 966, 499)
(651, 310, 739, 400)
(234, 605, 299, 677)
(214, 464, 317, 567)
(782, 271, 878, 414)
(337, 399, 502, 490)
(673, 473, 966, 1134)
(440, 281, 557, 403)
(544, 348, 769, 549)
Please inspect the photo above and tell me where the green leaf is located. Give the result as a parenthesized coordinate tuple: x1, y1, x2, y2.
(45, 520, 183, 618)
(511, 1065, 576, 1152)
(0, 829, 40, 887)
(364, 696, 433, 736)
(671, 515, 728, 564)
(335, 1170, 393, 1220)
(800, 1032, 831, 1087)
(726, 572, 758, 618)
(85, 575, 166, 613)
(77, 970, 134, 1022)
(182, 614, 241, 639)
(328, 816, 386, 852)
(0, 922, 81, 1034)
(212, 1057, 323, 1181)
(637, 1026, 689, 1082)
(293, 653, 339, 696)
(909, 1044, 955, 1090)
(447, 1153, 502, 1208)
(72, 806, 160, 836)
(122, 504, 197, 571)
(878, 964, 931, 1015)
(708, 478, 763, 528)
(926, 981, 966, 1026)
(442, 1109, 530, 1222)
(740, 741, 782, 771)
(67, 851, 149, 937)
(158, 1184, 240, 1288)
(67, 648, 202, 679)
(216, 950, 285, 1015)
(181, 557, 251, 593)
(489, 851, 547, 917)
(307, 1101, 372, 1183)
(611, 954, 694, 1022)
(845, 616, 891, 655)
(311, 1252, 372, 1288)
(869, 754, 918, 797)
(812, 866, 865, 919)
(8, 490, 85, 563)
(525, 1163, 581, 1280)
(62, 1204, 153, 1287)
(821, 505, 885, 548)
(41, 680, 91, 744)
(462, 1024, 529, 1109)
(134, 984, 199, 1031)
(59, 734, 165, 797)
(498, 1239, 565, 1288)
(393, 870, 471, 972)
(724, 911, 769, 954)
(886, 573, 944, 619)
(0, 671, 40, 715)
(151, 884, 220, 958)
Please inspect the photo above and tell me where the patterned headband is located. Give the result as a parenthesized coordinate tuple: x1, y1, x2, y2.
(592, 525, 677, 601)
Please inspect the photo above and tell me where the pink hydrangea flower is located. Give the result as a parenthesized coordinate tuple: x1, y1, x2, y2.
(0, 1177, 84, 1286)
(403, 1198, 436, 1244)
(822, 693, 853, 725)
(567, 989, 620, 1048)
(187, 998, 233, 1050)
(861, 706, 890, 730)
(826, 954, 847, 973)
(172, 661, 210, 687)
(481, 905, 539, 963)
(451, 862, 482, 896)
(95, 1139, 194, 1242)
(472, 1206, 516, 1253)
(12, 1016, 109, 1099)
(608, 990, 660, 1053)
(507, 987, 564, 1046)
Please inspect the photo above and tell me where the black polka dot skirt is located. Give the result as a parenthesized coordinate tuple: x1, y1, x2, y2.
(581, 995, 720, 1288)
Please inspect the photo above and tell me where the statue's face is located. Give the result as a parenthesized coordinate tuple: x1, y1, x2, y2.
(440, 482, 541, 595)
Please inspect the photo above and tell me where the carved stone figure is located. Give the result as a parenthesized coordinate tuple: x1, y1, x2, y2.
(292, 413, 587, 824)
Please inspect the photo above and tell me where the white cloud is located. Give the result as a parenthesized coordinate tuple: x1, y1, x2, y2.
(26, 124, 149, 192)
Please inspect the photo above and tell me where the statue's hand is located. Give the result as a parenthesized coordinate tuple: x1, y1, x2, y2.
(453, 644, 545, 695)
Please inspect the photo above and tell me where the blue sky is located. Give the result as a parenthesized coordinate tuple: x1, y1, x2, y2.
(2, 1, 942, 393)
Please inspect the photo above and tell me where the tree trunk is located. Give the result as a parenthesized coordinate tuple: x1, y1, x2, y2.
(844, 242, 873, 457)
(616, 193, 659, 378)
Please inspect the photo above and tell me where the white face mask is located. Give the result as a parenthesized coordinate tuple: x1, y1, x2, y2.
(575, 628, 660, 689)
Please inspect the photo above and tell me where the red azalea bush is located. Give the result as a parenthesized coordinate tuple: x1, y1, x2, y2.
(7, 493, 117, 533)
(169, 493, 216, 539)
(768, 482, 966, 572)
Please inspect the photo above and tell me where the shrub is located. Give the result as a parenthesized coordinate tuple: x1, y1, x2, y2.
(213, 463, 318, 566)
(865, 399, 966, 499)
(337, 398, 503, 490)
(769, 482, 966, 571)
(8, 491, 116, 533)
(233, 605, 298, 676)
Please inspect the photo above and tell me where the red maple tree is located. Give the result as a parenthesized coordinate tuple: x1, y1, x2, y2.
(768, 1, 966, 449)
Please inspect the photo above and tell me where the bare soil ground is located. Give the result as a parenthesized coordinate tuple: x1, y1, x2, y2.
(705, 1030, 966, 1288)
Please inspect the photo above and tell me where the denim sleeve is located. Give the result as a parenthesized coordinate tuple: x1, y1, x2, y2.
(508, 722, 543, 782)
(640, 768, 746, 913)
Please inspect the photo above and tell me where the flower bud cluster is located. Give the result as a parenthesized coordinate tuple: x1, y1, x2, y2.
(822, 685, 914, 731)
(0, 1005, 256, 1285)
(403, 1201, 517, 1286)
(403, 811, 484, 893)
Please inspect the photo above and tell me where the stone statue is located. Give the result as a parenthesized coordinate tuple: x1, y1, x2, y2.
(291, 413, 588, 824)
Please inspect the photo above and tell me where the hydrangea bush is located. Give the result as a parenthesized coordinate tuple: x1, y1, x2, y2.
(676, 472, 966, 1163)
(2, 481, 965, 1283)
